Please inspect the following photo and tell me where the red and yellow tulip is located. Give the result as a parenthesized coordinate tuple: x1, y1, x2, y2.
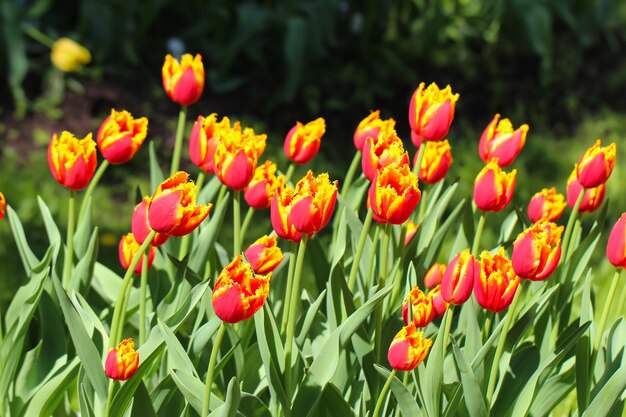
(48, 131, 97, 190)
(424, 262, 446, 288)
(512, 221, 563, 281)
(118, 233, 155, 275)
(567, 170, 605, 213)
(402, 286, 435, 328)
(441, 249, 479, 305)
(271, 185, 302, 243)
(527, 187, 567, 223)
(244, 161, 286, 210)
(404, 220, 419, 246)
(244, 235, 284, 274)
(478, 114, 529, 168)
(214, 126, 267, 190)
(105, 338, 139, 380)
(576, 139, 616, 188)
(161, 53, 204, 106)
(97, 109, 148, 165)
(368, 164, 421, 225)
(361, 132, 409, 181)
(475, 248, 520, 312)
(387, 323, 432, 371)
(607, 213, 626, 269)
(473, 159, 516, 212)
(189, 114, 232, 174)
(0, 192, 5, 221)
(428, 285, 449, 319)
(289, 171, 338, 235)
(353, 110, 396, 151)
(283, 118, 326, 164)
(131, 196, 170, 246)
(408, 82, 459, 145)
(414, 139, 453, 184)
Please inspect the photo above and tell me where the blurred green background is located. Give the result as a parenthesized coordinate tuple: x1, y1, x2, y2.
(1, 0, 626, 306)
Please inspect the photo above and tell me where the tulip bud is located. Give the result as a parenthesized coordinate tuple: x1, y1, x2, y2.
(189, 114, 232, 174)
(50, 37, 91, 72)
(353, 110, 396, 151)
(214, 126, 267, 190)
(424, 262, 446, 288)
(402, 287, 435, 328)
(404, 220, 419, 246)
(607, 213, 626, 268)
(289, 171, 338, 235)
(271, 185, 302, 243)
(212, 256, 271, 323)
(0, 192, 5, 221)
(105, 338, 139, 380)
(475, 248, 520, 312)
(527, 187, 567, 223)
(284, 118, 326, 164)
(576, 139, 616, 188)
(361, 132, 409, 181)
(567, 170, 605, 213)
(244, 161, 286, 209)
(428, 285, 449, 319)
(387, 323, 432, 371)
(244, 235, 284, 274)
(162, 53, 205, 106)
(48, 131, 97, 190)
(441, 249, 479, 305)
(97, 109, 148, 165)
(408, 82, 459, 144)
(118, 233, 155, 274)
(368, 164, 421, 225)
(512, 221, 563, 281)
(473, 159, 516, 212)
(414, 140, 453, 184)
(478, 114, 529, 168)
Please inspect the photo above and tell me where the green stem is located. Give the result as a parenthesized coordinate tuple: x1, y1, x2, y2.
(341, 151, 362, 195)
(170, 106, 188, 176)
(62, 190, 77, 288)
(233, 190, 242, 257)
(347, 210, 373, 292)
(281, 242, 299, 335)
(284, 164, 296, 184)
(240, 206, 255, 242)
(139, 252, 149, 346)
(78, 159, 109, 222)
(417, 186, 428, 224)
(365, 226, 382, 294)
(471, 212, 487, 256)
(441, 304, 456, 356)
(372, 369, 397, 417)
(412, 141, 426, 177)
(202, 322, 227, 417)
(560, 189, 584, 266)
(216, 185, 228, 207)
(374, 224, 392, 362)
(23, 24, 55, 48)
(178, 172, 205, 260)
(594, 269, 621, 351)
(104, 380, 115, 417)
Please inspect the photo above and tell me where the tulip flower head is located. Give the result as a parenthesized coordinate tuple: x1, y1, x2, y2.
(361, 131, 409, 181)
(289, 171, 338, 235)
(148, 172, 212, 236)
(424, 262, 446, 288)
(244, 235, 284, 274)
(244, 161, 286, 209)
(475, 248, 520, 312)
(50, 37, 91, 72)
(387, 323, 432, 371)
(512, 221, 563, 281)
(402, 286, 435, 328)
(97, 109, 148, 164)
(48, 131, 97, 190)
(353, 110, 397, 151)
(607, 213, 626, 268)
(118, 233, 155, 275)
(576, 139, 616, 188)
(189, 114, 233, 174)
(214, 126, 267, 190)
(408, 82, 459, 145)
(284, 118, 326, 164)
(212, 256, 271, 323)
(271, 185, 303, 243)
(0, 192, 5, 220)
(428, 285, 449, 319)
(473, 159, 516, 212)
(105, 338, 139, 380)
(162, 53, 204, 106)
(441, 249, 479, 305)
(368, 164, 421, 225)
(527, 187, 567, 223)
(132, 196, 170, 246)
(414, 139, 453, 184)
(478, 114, 529, 168)
(567, 170, 605, 213)
(404, 220, 419, 246)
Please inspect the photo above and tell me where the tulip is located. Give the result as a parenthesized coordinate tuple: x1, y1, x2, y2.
(473, 159, 516, 212)
(402, 286, 435, 328)
(368, 164, 421, 225)
(132, 197, 170, 246)
(478, 114, 529, 168)
(428, 285, 449, 319)
(567, 170, 605, 213)
(148, 171, 212, 236)
(424, 262, 446, 288)
(414, 139, 453, 184)
(353, 110, 397, 151)
(361, 132, 409, 181)
(244, 161, 286, 209)
(189, 114, 233, 174)
(118, 233, 155, 274)
(387, 323, 432, 371)
(576, 139, 616, 188)
(441, 249, 479, 305)
(284, 118, 326, 164)
(404, 220, 419, 246)
(0, 192, 5, 220)
(105, 338, 139, 380)
(289, 171, 338, 235)
(527, 187, 567, 223)
(162, 53, 205, 106)
(244, 235, 284, 274)
(475, 248, 520, 312)
(214, 126, 267, 190)
(512, 221, 563, 281)
(607, 213, 626, 268)
(212, 256, 271, 323)
(271, 185, 302, 243)
(48, 131, 97, 190)
(97, 109, 148, 165)
(50, 37, 91, 72)
(408, 82, 459, 145)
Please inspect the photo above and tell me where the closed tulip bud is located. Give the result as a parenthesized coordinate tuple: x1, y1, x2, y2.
(105, 338, 139, 380)
(0, 192, 5, 220)
(512, 221, 563, 281)
(414, 140, 453, 184)
(97, 109, 148, 164)
(50, 37, 91, 72)
(576, 139, 616, 188)
(441, 249, 479, 305)
(244, 235, 284, 274)
(368, 164, 421, 225)
(361, 132, 409, 181)
(424, 262, 446, 288)
(473, 159, 516, 212)
(567, 170, 605, 213)
(189, 114, 232, 174)
(289, 171, 338, 235)
(606, 213, 626, 268)
(476, 248, 520, 312)
(132, 197, 169, 246)
(404, 220, 419, 246)
(271, 185, 302, 243)
(402, 287, 435, 328)
(284, 118, 326, 164)
(387, 323, 432, 371)
(148, 172, 212, 236)
(212, 256, 271, 323)
(527, 187, 567, 223)
(214, 127, 267, 190)
(408, 82, 459, 144)
(478, 114, 529, 168)
(48, 131, 97, 190)
(118, 233, 155, 274)
(353, 110, 397, 151)
(428, 285, 449, 319)
(162, 53, 204, 106)
(244, 161, 286, 209)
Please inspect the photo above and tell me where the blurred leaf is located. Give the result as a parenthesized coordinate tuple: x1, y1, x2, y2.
(37, 196, 61, 262)
(576, 272, 593, 412)
(282, 16, 307, 101)
(149, 141, 164, 192)
(6, 206, 39, 274)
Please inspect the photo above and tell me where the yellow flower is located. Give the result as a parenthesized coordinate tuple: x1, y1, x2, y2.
(50, 38, 91, 72)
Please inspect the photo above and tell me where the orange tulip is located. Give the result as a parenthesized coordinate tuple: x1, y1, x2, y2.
(527, 187, 567, 223)
(475, 248, 520, 312)
(361, 131, 409, 181)
(512, 221, 562, 281)
(244, 235, 284, 274)
(189, 114, 233, 174)
(105, 338, 139, 380)
(283, 118, 326, 164)
(478, 114, 529, 168)
(161, 53, 204, 106)
(353, 110, 397, 151)
(567, 170, 605, 213)
(402, 286, 435, 328)
(473, 159, 516, 212)
(48, 131, 97, 190)
(271, 184, 302, 243)
(97, 109, 148, 165)
(414, 139, 453, 184)
(424, 262, 446, 288)
(408, 82, 459, 145)
(387, 323, 432, 371)
(212, 255, 271, 323)
(118, 233, 155, 274)
(441, 249, 479, 305)
(289, 171, 338, 235)
(214, 125, 267, 190)
(607, 213, 626, 268)
(576, 139, 616, 188)
(0, 192, 5, 220)
(368, 164, 421, 224)
(244, 161, 286, 209)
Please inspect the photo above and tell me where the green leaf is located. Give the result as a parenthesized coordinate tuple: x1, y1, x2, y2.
(417, 181, 458, 256)
(497, 210, 518, 245)
(70, 227, 99, 292)
(6, 205, 39, 273)
(37, 196, 61, 261)
(451, 339, 487, 416)
(189, 194, 230, 273)
(576, 272, 593, 412)
(296, 289, 327, 346)
(130, 381, 158, 417)
(374, 365, 423, 417)
(420, 308, 447, 417)
(158, 319, 197, 376)
(318, 383, 355, 417)
(169, 369, 205, 415)
(216, 377, 241, 417)
(149, 141, 164, 192)
(582, 365, 626, 417)
(22, 358, 80, 417)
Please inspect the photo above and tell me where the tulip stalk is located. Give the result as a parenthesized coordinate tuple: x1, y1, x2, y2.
(347, 209, 373, 292)
(374, 224, 392, 361)
(560, 189, 584, 266)
(372, 369, 397, 417)
(139, 253, 149, 345)
(593, 269, 621, 352)
(441, 304, 455, 355)
(178, 172, 205, 260)
(472, 211, 486, 256)
(365, 226, 382, 293)
(284, 164, 296, 184)
(62, 190, 77, 288)
(281, 243, 298, 334)
(341, 151, 362, 196)
(240, 207, 255, 242)
(233, 190, 242, 257)
(170, 106, 188, 176)
(412, 141, 426, 177)
(202, 321, 227, 417)
(78, 159, 109, 222)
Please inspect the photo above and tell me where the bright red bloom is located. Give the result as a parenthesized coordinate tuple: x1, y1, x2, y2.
(162, 53, 204, 106)
(478, 114, 529, 168)
(48, 131, 97, 190)
(576, 139, 616, 188)
(289, 171, 338, 235)
(353, 110, 397, 151)
(512, 221, 563, 281)
(118, 233, 155, 274)
(283, 118, 326, 164)
(212, 256, 271, 323)
(189, 114, 233, 174)
(97, 109, 148, 164)
(387, 323, 432, 371)
(271, 185, 302, 243)
(473, 159, 516, 212)
(428, 285, 449, 319)
(105, 338, 139, 381)
(441, 249, 479, 305)
(132, 196, 170, 246)
(607, 213, 626, 268)
(404, 220, 419, 246)
(475, 248, 520, 312)
(244, 235, 284, 274)
(361, 132, 409, 181)
(244, 161, 286, 209)
(402, 286, 435, 328)
(567, 170, 605, 213)
(527, 187, 567, 223)
(368, 164, 421, 225)
(414, 139, 453, 184)
(408, 82, 459, 144)
(424, 262, 446, 288)
(214, 125, 267, 190)
(0, 192, 5, 220)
